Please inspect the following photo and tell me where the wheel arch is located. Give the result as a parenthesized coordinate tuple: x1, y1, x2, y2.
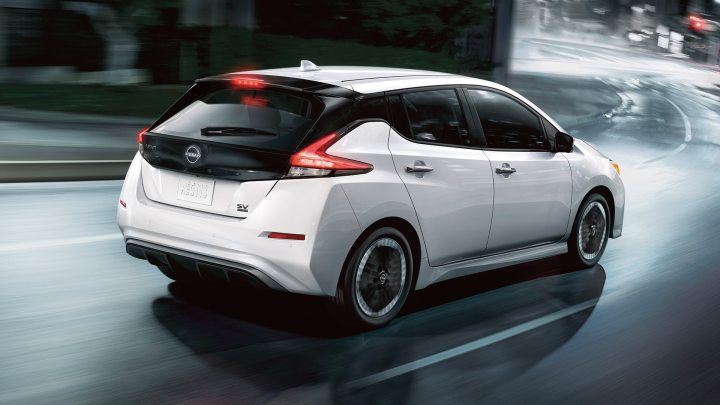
(584, 185, 615, 232)
(337, 216, 422, 294)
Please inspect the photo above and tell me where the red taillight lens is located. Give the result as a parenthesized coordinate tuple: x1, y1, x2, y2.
(287, 133, 371, 177)
(137, 127, 148, 143)
(232, 78, 265, 89)
(267, 232, 305, 240)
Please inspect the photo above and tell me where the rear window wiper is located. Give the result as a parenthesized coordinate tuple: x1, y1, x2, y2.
(201, 127, 276, 136)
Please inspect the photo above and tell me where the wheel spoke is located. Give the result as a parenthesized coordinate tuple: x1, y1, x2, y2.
(354, 237, 407, 318)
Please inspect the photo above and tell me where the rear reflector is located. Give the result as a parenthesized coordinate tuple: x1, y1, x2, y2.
(267, 232, 306, 241)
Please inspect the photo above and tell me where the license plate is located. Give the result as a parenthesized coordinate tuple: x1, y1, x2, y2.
(177, 176, 215, 206)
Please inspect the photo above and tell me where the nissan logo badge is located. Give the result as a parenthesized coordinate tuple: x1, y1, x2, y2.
(185, 145, 201, 164)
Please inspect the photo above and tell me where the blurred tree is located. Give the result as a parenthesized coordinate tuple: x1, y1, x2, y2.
(256, 0, 491, 52)
(357, 0, 492, 51)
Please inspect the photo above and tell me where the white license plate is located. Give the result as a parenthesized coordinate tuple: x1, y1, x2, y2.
(177, 176, 215, 206)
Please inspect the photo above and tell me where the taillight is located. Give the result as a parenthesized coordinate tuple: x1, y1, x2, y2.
(137, 127, 148, 152)
(286, 133, 372, 178)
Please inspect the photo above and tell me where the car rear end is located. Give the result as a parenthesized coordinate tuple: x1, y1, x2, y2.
(117, 74, 370, 295)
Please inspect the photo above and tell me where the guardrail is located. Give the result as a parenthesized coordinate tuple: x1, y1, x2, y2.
(0, 160, 132, 182)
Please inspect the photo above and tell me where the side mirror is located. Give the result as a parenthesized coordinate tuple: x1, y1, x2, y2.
(555, 131, 574, 153)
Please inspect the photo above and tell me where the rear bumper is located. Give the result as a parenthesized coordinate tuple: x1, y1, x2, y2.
(126, 239, 286, 290)
(117, 154, 362, 296)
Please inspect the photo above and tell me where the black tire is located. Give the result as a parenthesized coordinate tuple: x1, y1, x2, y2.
(566, 193, 610, 269)
(331, 227, 414, 330)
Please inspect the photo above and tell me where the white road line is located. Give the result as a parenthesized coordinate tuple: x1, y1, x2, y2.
(663, 96, 692, 143)
(343, 298, 599, 391)
(637, 95, 692, 167)
(0, 233, 123, 254)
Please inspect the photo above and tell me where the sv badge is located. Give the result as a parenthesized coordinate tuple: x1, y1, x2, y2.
(237, 204, 249, 213)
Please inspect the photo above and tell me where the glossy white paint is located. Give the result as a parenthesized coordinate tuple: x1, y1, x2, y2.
(118, 67, 626, 299)
(118, 154, 361, 295)
(141, 161, 277, 218)
(483, 150, 572, 253)
(387, 129, 494, 266)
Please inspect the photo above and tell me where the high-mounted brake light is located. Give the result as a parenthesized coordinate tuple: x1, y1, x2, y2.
(287, 133, 372, 177)
(232, 78, 265, 89)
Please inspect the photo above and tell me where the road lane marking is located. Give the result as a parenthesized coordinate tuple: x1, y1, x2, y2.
(343, 298, 599, 390)
(637, 95, 692, 166)
(0, 233, 123, 254)
(663, 96, 692, 143)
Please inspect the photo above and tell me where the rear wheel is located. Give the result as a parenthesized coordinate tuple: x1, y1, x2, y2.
(331, 227, 414, 330)
(566, 193, 610, 269)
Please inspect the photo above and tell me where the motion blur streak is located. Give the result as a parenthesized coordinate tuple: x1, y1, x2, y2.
(0, 233, 122, 254)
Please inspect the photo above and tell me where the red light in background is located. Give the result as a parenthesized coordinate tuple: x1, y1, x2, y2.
(232, 78, 265, 89)
(689, 15, 706, 32)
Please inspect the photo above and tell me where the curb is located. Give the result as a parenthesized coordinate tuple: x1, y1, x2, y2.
(0, 160, 131, 182)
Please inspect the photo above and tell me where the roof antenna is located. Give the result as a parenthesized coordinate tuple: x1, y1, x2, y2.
(299, 60, 320, 72)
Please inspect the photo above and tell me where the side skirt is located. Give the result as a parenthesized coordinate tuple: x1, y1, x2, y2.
(416, 242, 568, 289)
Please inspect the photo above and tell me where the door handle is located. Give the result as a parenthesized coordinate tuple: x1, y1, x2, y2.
(406, 160, 434, 173)
(495, 163, 516, 175)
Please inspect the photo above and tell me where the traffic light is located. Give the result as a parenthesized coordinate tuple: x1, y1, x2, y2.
(688, 15, 706, 33)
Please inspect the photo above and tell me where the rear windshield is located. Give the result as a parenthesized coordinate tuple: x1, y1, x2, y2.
(151, 82, 322, 153)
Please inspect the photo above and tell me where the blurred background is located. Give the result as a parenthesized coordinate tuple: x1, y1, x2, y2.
(2, 1, 720, 404)
(0, 0, 718, 179)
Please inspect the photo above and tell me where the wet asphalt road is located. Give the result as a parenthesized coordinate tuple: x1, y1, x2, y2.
(2, 40, 720, 404)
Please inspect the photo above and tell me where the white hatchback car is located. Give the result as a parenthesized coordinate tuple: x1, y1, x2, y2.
(118, 62, 624, 328)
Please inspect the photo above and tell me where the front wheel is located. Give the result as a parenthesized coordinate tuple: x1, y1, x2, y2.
(331, 227, 414, 330)
(566, 194, 610, 269)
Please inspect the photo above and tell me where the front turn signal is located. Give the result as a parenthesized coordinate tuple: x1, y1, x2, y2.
(611, 161, 621, 175)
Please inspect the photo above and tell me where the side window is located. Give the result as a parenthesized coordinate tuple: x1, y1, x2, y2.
(468, 89, 548, 150)
(351, 97, 389, 122)
(387, 95, 412, 138)
(400, 89, 472, 147)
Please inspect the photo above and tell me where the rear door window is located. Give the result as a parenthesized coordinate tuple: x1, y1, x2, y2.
(151, 83, 321, 153)
(397, 89, 472, 147)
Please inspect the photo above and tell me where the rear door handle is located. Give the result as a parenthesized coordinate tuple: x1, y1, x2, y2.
(406, 160, 434, 173)
(495, 163, 516, 175)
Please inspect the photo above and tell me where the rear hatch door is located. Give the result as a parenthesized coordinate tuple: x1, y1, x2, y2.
(139, 78, 326, 218)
